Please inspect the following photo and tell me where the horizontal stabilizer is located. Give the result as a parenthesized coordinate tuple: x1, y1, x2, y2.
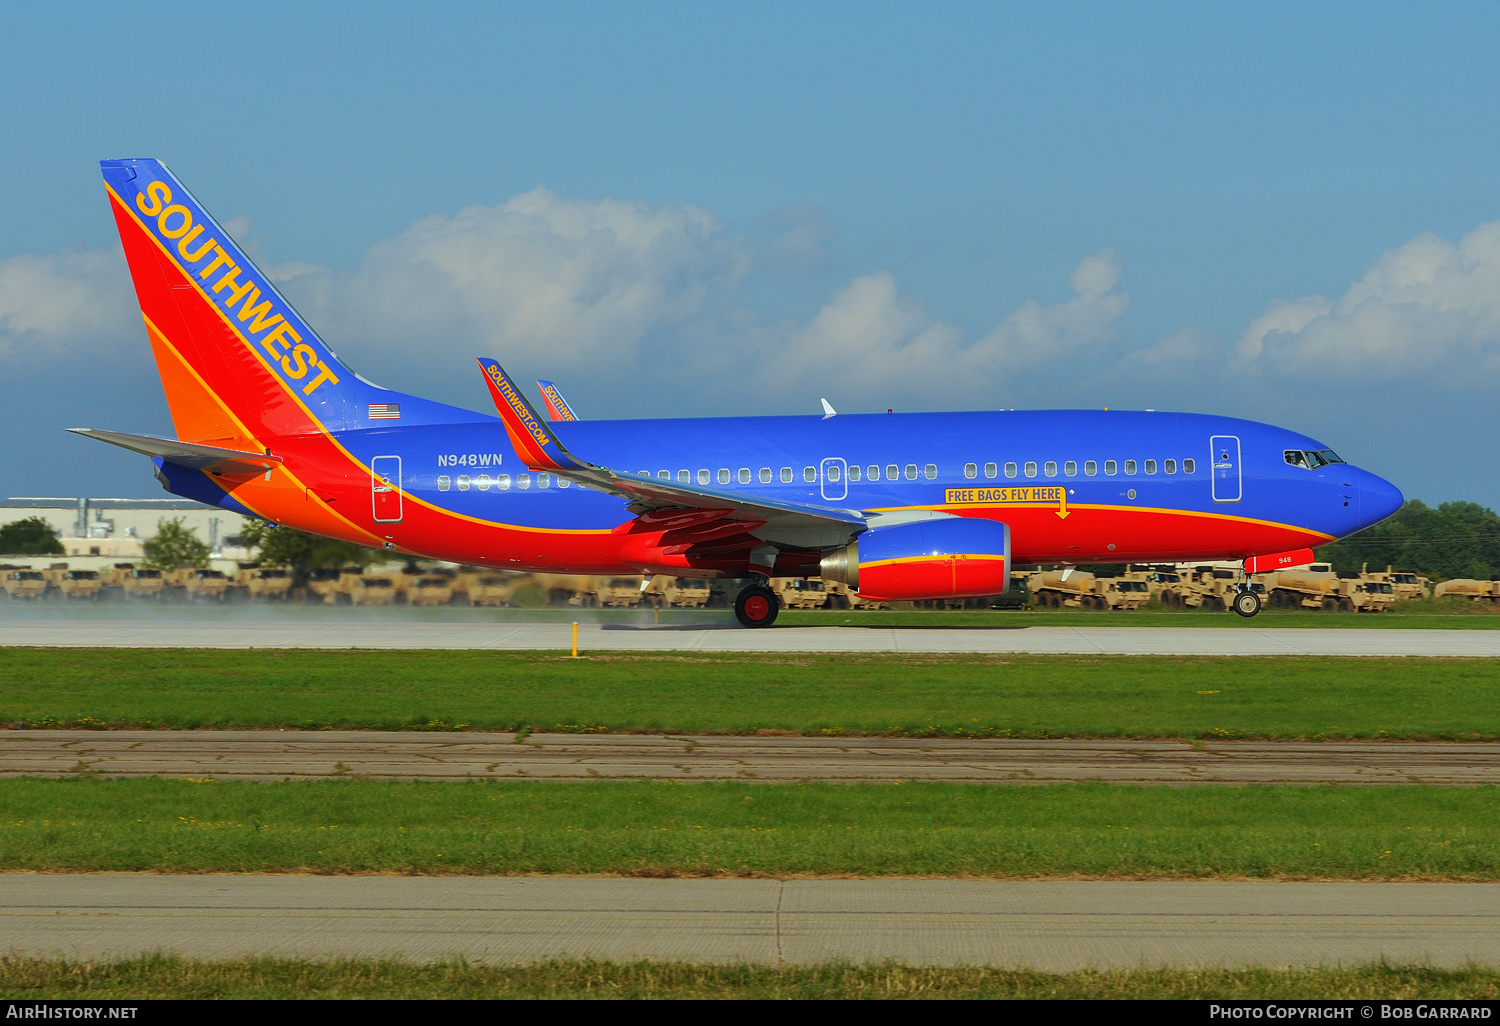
(68, 428, 283, 475)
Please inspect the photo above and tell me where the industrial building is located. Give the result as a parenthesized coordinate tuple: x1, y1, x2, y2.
(0, 497, 253, 558)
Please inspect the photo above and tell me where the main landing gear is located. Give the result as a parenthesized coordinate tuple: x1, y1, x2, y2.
(734, 584, 780, 628)
(1232, 588, 1262, 618)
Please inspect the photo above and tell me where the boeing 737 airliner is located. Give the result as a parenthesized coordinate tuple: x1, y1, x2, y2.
(76, 159, 1404, 626)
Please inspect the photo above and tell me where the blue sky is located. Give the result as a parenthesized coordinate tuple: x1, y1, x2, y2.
(3, 2, 1499, 505)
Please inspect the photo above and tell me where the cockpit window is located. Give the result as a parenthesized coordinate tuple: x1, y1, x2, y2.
(1286, 448, 1346, 470)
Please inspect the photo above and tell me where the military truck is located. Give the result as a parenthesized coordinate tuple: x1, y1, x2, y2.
(55, 569, 103, 601)
(1123, 565, 1184, 600)
(663, 577, 711, 608)
(233, 565, 293, 602)
(1030, 570, 1149, 610)
(1, 569, 48, 601)
(596, 577, 649, 607)
(460, 573, 519, 607)
(407, 572, 460, 606)
(1432, 579, 1497, 602)
(101, 564, 166, 602)
(1260, 569, 1394, 611)
(170, 568, 230, 602)
(777, 578, 833, 609)
(1364, 565, 1431, 601)
(348, 574, 398, 606)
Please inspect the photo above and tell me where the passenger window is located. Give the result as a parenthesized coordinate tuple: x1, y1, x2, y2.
(558, 478, 570, 489)
(497, 474, 511, 490)
(781, 467, 793, 483)
(904, 464, 918, 480)
(1024, 461, 1037, 478)
(964, 463, 977, 479)
(517, 474, 531, 490)
(802, 466, 815, 482)
(1044, 461, 1057, 478)
(1183, 458, 1195, 474)
(847, 465, 861, 482)
(679, 470, 690, 483)
(760, 467, 772, 483)
(718, 469, 730, 484)
(457, 474, 471, 491)
(1165, 459, 1176, 474)
(1144, 460, 1156, 475)
(476, 474, 491, 491)
(1004, 462, 1017, 478)
(1104, 460, 1117, 476)
(984, 462, 997, 479)
(658, 470, 670, 480)
(739, 468, 751, 484)
(437, 475, 451, 492)
(1084, 461, 1097, 476)
(1124, 460, 1137, 475)
(886, 465, 899, 480)
(699, 469, 710, 484)
(1064, 461, 1077, 477)
(924, 464, 937, 480)
(538, 473, 551, 489)
(867, 465, 880, 481)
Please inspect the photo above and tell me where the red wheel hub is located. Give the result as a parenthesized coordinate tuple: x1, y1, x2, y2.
(743, 595, 771, 621)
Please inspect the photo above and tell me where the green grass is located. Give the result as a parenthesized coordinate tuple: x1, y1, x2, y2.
(4, 778, 1497, 878)
(3, 649, 1499, 739)
(4, 956, 1497, 999)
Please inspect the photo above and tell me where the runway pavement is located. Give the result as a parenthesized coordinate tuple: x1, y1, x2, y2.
(6, 730, 1499, 784)
(5, 875, 1496, 968)
(5, 617, 1500, 654)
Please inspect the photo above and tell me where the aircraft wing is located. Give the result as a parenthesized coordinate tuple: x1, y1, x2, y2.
(68, 428, 284, 475)
(478, 359, 865, 538)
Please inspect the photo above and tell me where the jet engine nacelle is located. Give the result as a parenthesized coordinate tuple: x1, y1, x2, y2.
(820, 517, 1011, 602)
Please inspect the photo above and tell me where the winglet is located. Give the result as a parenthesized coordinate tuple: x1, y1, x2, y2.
(536, 380, 579, 421)
(477, 359, 587, 472)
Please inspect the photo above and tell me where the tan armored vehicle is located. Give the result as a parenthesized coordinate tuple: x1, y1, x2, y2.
(1, 569, 48, 601)
(664, 577, 711, 608)
(595, 577, 648, 607)
(55, 569, 103, 601)
(234, 566, 293, 602)
(349, 574, 398, 606)
(305, 567, 361, 604)
(1031, 570, 1149, 610)
(169, 568, 230, 602)
(1432, 579, 1497, 602)
(1364, 565, 1430, 601)
(1123, 565, 1183, 600)
(462, 573, 519, 607)
(407, 572, 459, 606)
(102, 564, 165, 602)
(777, 578, 832, 610)
(1262, 570, 1393, 611)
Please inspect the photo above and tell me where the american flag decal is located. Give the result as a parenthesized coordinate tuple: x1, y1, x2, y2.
(368, 403, 401, 420)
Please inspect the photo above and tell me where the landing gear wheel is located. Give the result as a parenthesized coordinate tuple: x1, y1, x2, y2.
(734, 585, 780, 628)
(1233, 590, 1262, 618)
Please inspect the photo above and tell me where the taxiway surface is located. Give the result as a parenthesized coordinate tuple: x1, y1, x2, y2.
(6, 730, 1498, 784)
(6, 876, 1496, 968)
(4, 618, 1500, 655)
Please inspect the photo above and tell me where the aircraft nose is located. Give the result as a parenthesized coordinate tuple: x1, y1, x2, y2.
(1361, 471, 1403, 525)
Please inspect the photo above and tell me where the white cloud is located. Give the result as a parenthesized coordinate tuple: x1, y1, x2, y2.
(0, 247, 136, 363)
(273, 187, 752, 376)
(1237, 220, 1500, 380)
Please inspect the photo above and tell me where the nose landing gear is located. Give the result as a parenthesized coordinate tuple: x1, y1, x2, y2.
(1232, 588, 1262, 618)
(734, 583, 780, 628)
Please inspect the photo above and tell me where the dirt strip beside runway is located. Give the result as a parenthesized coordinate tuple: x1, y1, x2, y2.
(5, 730, 1499, 784)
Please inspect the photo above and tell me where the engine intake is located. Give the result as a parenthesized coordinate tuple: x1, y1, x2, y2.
(821, 518, 1011, 602)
